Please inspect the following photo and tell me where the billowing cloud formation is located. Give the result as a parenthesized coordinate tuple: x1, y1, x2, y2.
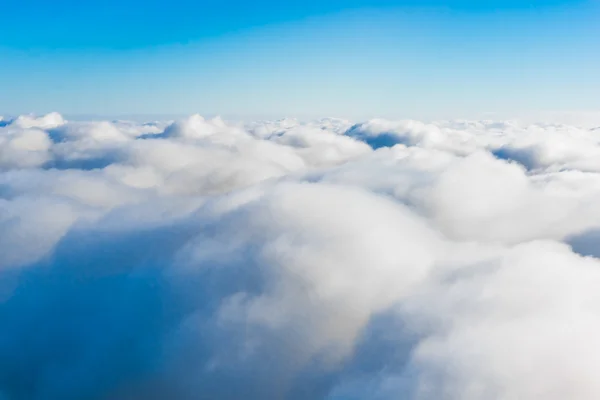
(2, 113, 600, 399)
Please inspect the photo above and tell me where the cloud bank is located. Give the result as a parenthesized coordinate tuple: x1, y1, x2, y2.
(2, 113, 600, 399)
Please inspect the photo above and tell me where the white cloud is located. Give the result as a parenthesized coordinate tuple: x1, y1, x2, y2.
(0, 128, 52, 169)
(2, 113, 600, 399)
(12, 112, 66, 129)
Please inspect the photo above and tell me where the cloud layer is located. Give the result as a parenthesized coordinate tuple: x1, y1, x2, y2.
(2, 113, 600, 399)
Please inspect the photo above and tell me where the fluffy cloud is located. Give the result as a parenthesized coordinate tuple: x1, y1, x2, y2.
(10, 112, 66, 130)
(2, 112, 600, 399)
(0, 128, 52, 169)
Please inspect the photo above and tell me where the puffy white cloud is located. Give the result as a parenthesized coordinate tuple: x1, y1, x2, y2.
(346, 119, 445, 149)
(490, 124, 600, 172)
(266, 126, 371, 167)
(11, 112, 66, 129)
(0, 128, 52, 169)
(2, 113, 600, 399)
(159, 114, 247, 143)
(408, 240, 600, 400)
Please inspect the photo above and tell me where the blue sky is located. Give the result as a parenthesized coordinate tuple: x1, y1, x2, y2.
(1, 0, 599, 119)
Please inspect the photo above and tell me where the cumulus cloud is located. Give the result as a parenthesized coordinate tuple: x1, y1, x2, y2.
(0, 128, 52, 169)
(2, 112, 600, 399)
(11, 112, 66, 130)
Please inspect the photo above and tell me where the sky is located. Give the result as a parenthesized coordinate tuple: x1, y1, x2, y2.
(4, 2, 600, 398)
(1, 0, 599, 119)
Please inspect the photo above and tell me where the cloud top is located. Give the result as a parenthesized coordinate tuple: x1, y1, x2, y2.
(1, 112, 600, 399)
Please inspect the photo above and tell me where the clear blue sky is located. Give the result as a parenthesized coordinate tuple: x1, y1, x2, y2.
(1, 0, 599, 119)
